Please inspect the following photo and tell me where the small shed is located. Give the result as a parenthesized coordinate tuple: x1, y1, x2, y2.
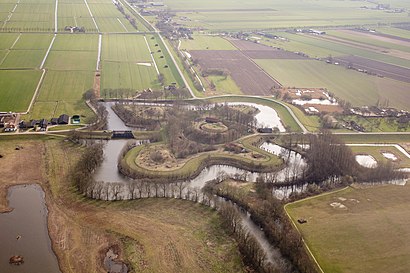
(58, 114, 69, 125)
(71, 115, 80, 124)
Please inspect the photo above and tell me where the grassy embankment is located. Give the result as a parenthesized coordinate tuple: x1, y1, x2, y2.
(122, 135, 282, 179)
(0, 136, 245, 273)
(286, 184, 410, 273)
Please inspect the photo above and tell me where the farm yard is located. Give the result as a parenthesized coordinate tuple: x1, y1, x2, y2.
(286, 185, 410, 273)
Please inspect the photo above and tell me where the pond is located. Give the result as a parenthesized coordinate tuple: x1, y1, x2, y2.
(355, 155, 378, 168)
(0, 184, 61, 273)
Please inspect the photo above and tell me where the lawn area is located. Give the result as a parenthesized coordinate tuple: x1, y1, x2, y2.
(0, 70, 41, 112)
(337, 115, 410, 132)
(284, 103, 321, 132)
(256, 59, 410, 111)
(286, 184, 410, 273)
(181, 35, 236, 51)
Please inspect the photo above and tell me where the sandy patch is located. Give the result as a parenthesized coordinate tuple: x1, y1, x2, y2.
(136, 62, 152, 67)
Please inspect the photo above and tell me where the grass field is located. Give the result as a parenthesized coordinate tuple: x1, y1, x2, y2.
(29, 70, 94, 120)
(338, 133, 410, 144)
(0, 70, 41, 112)
(286, 184, 410, 273)
(181, 35, 236, 51)
(101, 34, 181, 92)
(256, 59, 410, 110)
(265, 33, 410, 67)
(164, 0, 410, 31)
(207, 75, 242, 95)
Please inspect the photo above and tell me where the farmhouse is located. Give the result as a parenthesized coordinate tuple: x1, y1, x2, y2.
(58, 114, 69, 125)
(39, 119, 48, 131)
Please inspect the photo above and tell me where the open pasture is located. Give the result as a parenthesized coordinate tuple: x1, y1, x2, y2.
(166, 0, 410, 31)
(4, 1, 55, 31)
(51, 34, 98, 51)
(334, 55, 410, 83)
(89, 2, 136, 32)
(45, 34, 98, 71)
(30, 70, 94, 120)
(190, 50, 280, 96)
(101, 61, 159, 91)
(0, 33, 19, 49)
(0, 49, 45, 69)
(261, 32, 410, 69)
(256, 59, 410, 111)
(12, 33, 53, 50)
(0, 70, 41, 112)
(102, 34, 151, 62)
(286, 184, 410, 273)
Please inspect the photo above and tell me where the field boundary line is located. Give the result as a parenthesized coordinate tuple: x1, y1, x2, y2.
(96, 34, 102, 71)
(0, 33, 21, 66)
(143, 35, 159, 75)
(284, 186, 350, 273)
(22, 68, 47, 115)
(40, 34, 56, 69)
(54, 0, 58, 32)
(1, 0, 20, 29)
(117, 18, 128, 32)
(84, 0, 99, 32)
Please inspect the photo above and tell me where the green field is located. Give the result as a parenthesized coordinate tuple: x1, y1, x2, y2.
(164, 0, 410, 31)
(286, 184, 410, 273)
(256, 59, 410, 111)
(181, 35, 236, 50)
(0, 70, 41, 112)
(326, 30, 410, 54)
(29, 70, 94, 120)
(45, 34, 98, 71)
(101, 34, 181, 92)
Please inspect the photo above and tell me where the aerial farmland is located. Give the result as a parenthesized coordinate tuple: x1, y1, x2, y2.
(1, 0, 410, 272)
